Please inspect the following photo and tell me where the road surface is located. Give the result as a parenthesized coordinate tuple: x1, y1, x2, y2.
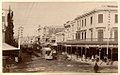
(3, 50, 118, 73)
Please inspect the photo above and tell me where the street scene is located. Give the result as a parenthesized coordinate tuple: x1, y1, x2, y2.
(2, 2, 118, 73)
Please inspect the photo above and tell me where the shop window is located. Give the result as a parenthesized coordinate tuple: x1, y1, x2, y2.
(98, 14, 103, 23)
(82, 32, 83, 39)
(85, 19, 86, 26)
(85, 32, 86, 39)
(114, 30, 118, 41)
(115, 14, 118, 23)
(78, 33, 79, 40)
(82, 20, 84, 27)
(2, 16, 5, 22)
(90, 16, 93, 24)
(91, 29, 93, 41)
(98, 30, 103, 41)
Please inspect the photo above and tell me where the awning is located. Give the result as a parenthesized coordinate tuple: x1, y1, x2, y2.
(2, 43, 20, 51)
(57, 40, 118, 48)
(66, 40, 118, 45)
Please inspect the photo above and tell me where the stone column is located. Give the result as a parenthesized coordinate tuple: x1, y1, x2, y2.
(99, 48, 102, 60)
(65, 45, 67, 53)
(85, 47, 87, 61)
(76, 46, 78, 59)
(110, 48, 113, 61)
(71, 46, 72, 59)
(81, 47, 83, 61)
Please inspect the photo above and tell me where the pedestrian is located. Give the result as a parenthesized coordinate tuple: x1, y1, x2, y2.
(104, 56, 107, 62)
(63, 52, 68, 61)
(91, 55, 94, 62)
(52, 49, 57, 60)
(75, 51, 79, 59)
(83, 54, 85, 61)
(95, 54, 99, 62)
(93, 60, 100, 73)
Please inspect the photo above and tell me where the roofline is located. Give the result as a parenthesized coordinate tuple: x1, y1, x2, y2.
(2, 9, 9, 11)
(75, 7, 118, 20)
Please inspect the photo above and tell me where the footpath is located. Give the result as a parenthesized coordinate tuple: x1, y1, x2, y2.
(67, 54, 118, 67)
(67, 54, 118, 73)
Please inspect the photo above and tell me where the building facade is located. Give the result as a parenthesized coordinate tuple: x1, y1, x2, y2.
(56, 31, 65, 43)
(64, 21, 77, 42)
(2, 9, 8, 43)
(57, 5, 118, 61)
(75, 5, 118, 42)
(2, 8, 20, 62)
(37, 25, 49, 43)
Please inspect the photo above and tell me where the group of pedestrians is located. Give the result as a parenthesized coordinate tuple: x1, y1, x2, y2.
(23, 41, 103, 73)
(23, 41, 42, 56)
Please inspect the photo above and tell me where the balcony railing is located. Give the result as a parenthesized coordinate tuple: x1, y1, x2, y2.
(57, 38, 118, 45)
(69, 38, 118, 42)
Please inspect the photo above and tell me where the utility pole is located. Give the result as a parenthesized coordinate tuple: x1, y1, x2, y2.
(38, 25, 41, 42)
(18, 26, 24, 48)
(106, 10, 111, 65)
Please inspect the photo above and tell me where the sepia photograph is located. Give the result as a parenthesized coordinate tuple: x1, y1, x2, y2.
(2, 2, 118, 73)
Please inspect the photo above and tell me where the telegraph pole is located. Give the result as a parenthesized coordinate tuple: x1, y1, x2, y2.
(106, 10, 111, 65)
(37, 25, 41, 42)
(18, 26, 24, 48)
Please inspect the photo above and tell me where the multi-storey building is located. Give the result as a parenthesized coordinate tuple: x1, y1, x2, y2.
(2, 8, 20, 62)
(56, 31, 65, 43)
(64, 21, 77, 42)
(75, 5, 118, 42)
(37, 25, 49, 43)
(58, 5, 118, 61)
(2, 9, 8, 43)
(49, 34, 56, 43)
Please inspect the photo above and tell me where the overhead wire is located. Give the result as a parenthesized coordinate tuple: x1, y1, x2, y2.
(26, 3, 35, 25)
(24, 3, 35, 36)
(21, 3, 29, 26)
(21, 3, 31, 36)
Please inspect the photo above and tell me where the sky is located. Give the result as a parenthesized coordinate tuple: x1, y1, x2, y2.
(2, 2, 117, 37)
